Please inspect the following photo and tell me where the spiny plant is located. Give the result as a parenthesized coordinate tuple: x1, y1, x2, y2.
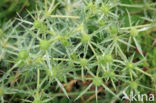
(0, 0, 156, 103)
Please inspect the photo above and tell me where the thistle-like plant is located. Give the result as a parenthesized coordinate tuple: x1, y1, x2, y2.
(0, 0, 156, 103)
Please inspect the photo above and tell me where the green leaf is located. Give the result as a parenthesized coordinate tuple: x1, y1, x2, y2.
(56, 78, 69, 99)
(133, 37, 144, 57)
(75, 83, 92, 101)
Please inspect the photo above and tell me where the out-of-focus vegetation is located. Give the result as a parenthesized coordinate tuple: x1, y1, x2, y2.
(0, 0, 36, 22)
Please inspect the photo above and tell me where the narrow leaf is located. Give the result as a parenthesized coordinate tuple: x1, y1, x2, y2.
(133, 37, 144, 57)
(102, 83, 119, 99)
(75, 83, 92, 101)
(56, 78, 69, 99)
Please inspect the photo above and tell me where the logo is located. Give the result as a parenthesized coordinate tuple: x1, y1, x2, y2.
(122, 91, 155, 102)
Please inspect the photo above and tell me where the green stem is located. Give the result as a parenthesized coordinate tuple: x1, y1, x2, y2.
(135, 67, 152, 78)
(120, 24, 153, 30)
(1, 96, 4, 103)
(45, 0, 47, 12)
(53, 58, 71, 61)
(88, 42, 97, 57)
(37, 69, 40, 89)
(50, 15, 80, 19)
(129, 70, 133, 81)
(118, 3, 143, 8)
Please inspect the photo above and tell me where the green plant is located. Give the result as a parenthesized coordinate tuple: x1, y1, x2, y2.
(0, 0, 35, 21)
(0, 0, 156, 103)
